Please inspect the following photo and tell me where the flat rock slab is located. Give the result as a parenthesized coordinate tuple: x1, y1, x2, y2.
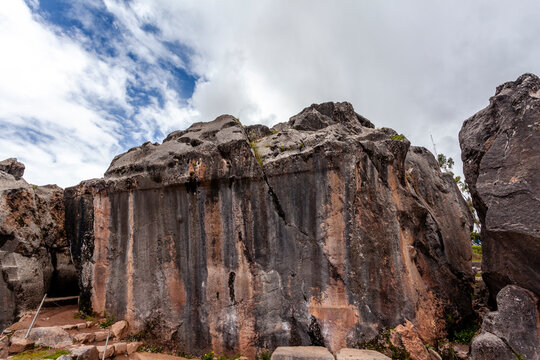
(132, 352, 194, 360)
(12, 326, 72, 348)
(271, 346, 334, 360)
(336, 349, 390, 360)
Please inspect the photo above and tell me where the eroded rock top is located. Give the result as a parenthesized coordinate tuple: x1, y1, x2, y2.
(102, 102, 403, 188)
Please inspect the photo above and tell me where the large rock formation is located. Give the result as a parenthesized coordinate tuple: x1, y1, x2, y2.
(0, 158, 77, 331)
(459, 73, 540, 301)
(470, 285, 540, 360)
(66, 102, 474, 356)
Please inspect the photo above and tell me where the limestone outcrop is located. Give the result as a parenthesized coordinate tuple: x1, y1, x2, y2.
(66, 102, 474, 356)
(459, 73, 540, 301)
(0, 159, 77, 331)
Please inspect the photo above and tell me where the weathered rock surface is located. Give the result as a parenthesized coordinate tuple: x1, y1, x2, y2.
(336, 348, 390, 360)
(389, 320, 429, 360)
(460, 73, 540, 301)
(70, 345, 99, 360)
(470, 285, 540, 360)
(110, 320, 129, 339)
(0, 335, 8, 358)
(0, 158, 25, 180)
(8, 337, 34, 354)
(271, 346, 334, 360)
(11, 326, 73, 348)
(0, 159, 77, 331)
(66, 102, 474, 356)
(470, 332, 515, 360)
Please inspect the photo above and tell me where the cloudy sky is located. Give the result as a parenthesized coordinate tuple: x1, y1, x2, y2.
(1, 0, 539, 187)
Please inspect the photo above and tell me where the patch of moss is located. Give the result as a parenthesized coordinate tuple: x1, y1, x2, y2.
(250, 141, 263, 167)
(12, 349, 70, 360)
(391, 134, 406, 141)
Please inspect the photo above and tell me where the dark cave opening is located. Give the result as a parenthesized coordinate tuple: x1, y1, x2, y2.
(47, 250, 79, 299)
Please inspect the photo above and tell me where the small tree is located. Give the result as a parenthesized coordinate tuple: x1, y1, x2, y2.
(439, 153, 481, 242)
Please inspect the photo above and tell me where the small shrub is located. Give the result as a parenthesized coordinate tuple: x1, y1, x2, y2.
(126, 331, 145, 342)
(447, 316, 479, 345)
(98, 312, 114, 328)
(257, 351, 271, 360)
(201, 351, 215, 360)
(391, 134, 406, 141)
(138, 344, 163, 353)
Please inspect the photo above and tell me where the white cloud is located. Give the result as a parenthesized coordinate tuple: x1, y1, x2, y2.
(0, 0, 196, 186)
(117, 0, 540, 178)
(2, 0, 540, 186)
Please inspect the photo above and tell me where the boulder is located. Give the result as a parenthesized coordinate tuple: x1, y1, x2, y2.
(110, 320, 129, 339)
(245, 124, 273, 141)
(57, 355, 72, 360)
(271, 346, 334, 360)
(336, 348, 390, 359)
(8, 337, 34, 354)
(389, 320, 429, 360)
(0, 335, 9, 358)
(469, 332, 515, 360)
(67, 102, 473, 356)
(0, 158, 25, 180)
(470, 285, 539, 360)
(70, 345, 99, 360)
(459, 73, 540, 301)
(12, 326, 73, 348)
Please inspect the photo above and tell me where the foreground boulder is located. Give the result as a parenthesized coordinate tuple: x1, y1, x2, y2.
(11, 326, 73, 348)
(0, 159, 77, 331)
(470, 285, 540, 360)
(459, 73, 540, 301)
(271, 346, 334, 360)
(66, 102, 474, 356)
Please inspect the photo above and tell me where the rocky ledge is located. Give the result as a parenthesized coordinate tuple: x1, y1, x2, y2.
(65, 101, 474, 357)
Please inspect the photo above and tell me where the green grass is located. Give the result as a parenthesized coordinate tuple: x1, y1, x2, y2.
(12, 349, 70, 360)
(98, 312, 114, 328)
(472, 245, 482, 262)
(138, 344, 163, 353)
(391, 134, 406, 141)
(249, 141, 263, 167)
